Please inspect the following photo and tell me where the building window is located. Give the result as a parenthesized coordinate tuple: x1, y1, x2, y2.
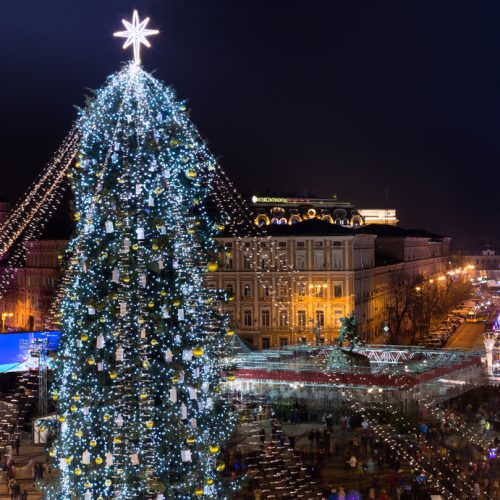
(243, 284, 252, 297)
(314, 251, 326, 270)
(297, 283, 306, 300)
(313, 284, 325, 297)
(296, 241, 305, 248)
(333, 241, 342, 247)
(260, 254, 269, 270)
(332, 250, 343, 270)
(243, 309, 253, 327)
(226, 283, 234, 297)
(279, 310, 288, 327)
(297, 310, 306, 327)
(278, 241, 287, 248)
(334, 284, 342, 298)
(316, 310, 325, 327)
(225, 256, 233, 270)
(314, 241, 323, 247)
(278, 253, 287, 270)
(296, 252, 306, 270)
(243, 254, 251, 270)
(334, 309, 343, 327)
(261, 309, 270, 327)
(261, 284, 271, 297)
(280, 337, 289, 348)
(262, 337, 270, 349)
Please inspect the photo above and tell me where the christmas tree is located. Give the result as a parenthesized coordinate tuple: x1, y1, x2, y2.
(46, 12, 237, 499)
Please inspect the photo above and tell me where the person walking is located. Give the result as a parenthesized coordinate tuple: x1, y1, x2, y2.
(11, 479, 21, 500)
(14, 437, 20, 457)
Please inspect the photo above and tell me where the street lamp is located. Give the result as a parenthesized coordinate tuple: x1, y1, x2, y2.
(1, 312, 13, 332)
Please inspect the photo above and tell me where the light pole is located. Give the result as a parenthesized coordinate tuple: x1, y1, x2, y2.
(1, 312, 13, 332)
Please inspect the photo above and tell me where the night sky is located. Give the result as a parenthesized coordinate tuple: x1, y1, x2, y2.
(1, 0, 499, 249)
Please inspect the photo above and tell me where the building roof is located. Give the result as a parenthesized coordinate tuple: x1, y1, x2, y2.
(355, 224, 445, 240)
(254, 219, 355, 237)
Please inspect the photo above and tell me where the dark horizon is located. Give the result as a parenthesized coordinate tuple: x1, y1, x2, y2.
(1, 0, 499, 250)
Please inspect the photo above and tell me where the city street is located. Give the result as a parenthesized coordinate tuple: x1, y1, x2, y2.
(445, 322, 486, 350)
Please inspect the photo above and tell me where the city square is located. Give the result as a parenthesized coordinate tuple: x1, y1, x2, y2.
(0, 2, 500, 499)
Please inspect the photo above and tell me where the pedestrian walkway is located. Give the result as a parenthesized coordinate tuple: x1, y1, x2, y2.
(0, 440, 44, 499)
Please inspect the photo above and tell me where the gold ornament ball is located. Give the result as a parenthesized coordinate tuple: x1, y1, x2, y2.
(216, 462, 226, 472)
(87, 358, 95, 366)
(74, 212, 81, 221)
(73, 394, 80, 401)
(52, 393, 58, 401)
(49, 449, 55, 458)
(58, 416, 66, 423)
(95, 456, 103, 465)
(194, 488, 204, 497)
(99, 316, 106, 323)
(122, 276, 130, 283)
(132, 244, 139, 251)
(193, 346, 204, 358)
(103, 414, 110, 422)
(109, 372, 118, 380)
(84, 481, 91, 488)
(75, 467, 82, 476)
(138, 317, 145, 325)
(186, 436, 196, 445)
(90, 439, 97, 447)
(227, 375, 236, 382)
(145, 420, 154, 429)
(186, 169, 197, 179)
(206, 478, 214, 486)
(70, 405, 77, 412)
(105, 479, 113, 487)
(206, 262, 218, 272)
(226, 329, 235, 336)
(209, 445, 220, 454)
(65, 457, 72, 464)
(113, 437, 122, 444)
(173, 299, 181, 307)
(80, 334, 88, 342)
(154, 187, 162, 195)
(139, 393, 148, 400)
(75, 430, 83, 438)
(148, 301, 155, 308)
(152, 243, 159, 251)
(161, 290, 167, 296)
(151, 339, 158, 346)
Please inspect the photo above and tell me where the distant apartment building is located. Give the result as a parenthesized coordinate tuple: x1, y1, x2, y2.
(464, 248, 500, 280)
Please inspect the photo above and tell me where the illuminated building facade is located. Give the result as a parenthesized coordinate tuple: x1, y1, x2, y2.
(208, 220, 450, 348)
(251, 195, 398, 227)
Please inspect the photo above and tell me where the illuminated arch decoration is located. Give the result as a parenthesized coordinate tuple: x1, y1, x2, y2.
(255, 214, 270, 226)
(321, 214, 334, 224)
(351, 214, 364, 227)
(288, 214, 302, 225)
(305, 208, 317, 219)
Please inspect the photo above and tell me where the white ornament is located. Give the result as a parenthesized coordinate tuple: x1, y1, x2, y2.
(112, 267, 120, 282)
(158, 258, 164, 269)
(139, 273, 147, 287)
(190, 418, 197, 428)
(96, 334, 104, 349)
(84, 490, 91, 500)
(114, 142, 120, 151)
(105, 220, 114, 233)
(87, 306, 95, 315)
(181, 449, 192, 462)
(164, 349, 173, 362)
(130, 453, 140, 465)
(206, 398, 213, 410)
(106, 452, 114, 466)
(160, 226, 166, 235)
(116, 347, 124, 361)
(178, 309, 185, 321)
(140, 328, 146, 339)
(201, 382, 209, 393)
(148, 195, 155, 207)
(188, 387, 197, 400)
(82, 450, 90, 464)
(180, 403, 187, 419)
(123, 238, 131, 252)
(136, 228, 145, 240)
(116, 414, 124, 427)
(174, 334, 181, 344)
(77, 340, 82, 348)
(97, 362, 104, 372)
(135, 183, 143, 195)
(113, 10, 159, 65)
(162, 306, 169, 319)
(169, 387, 177, 403)
(120, 302, 127, 316)
(182, 349, 193, 361)
(83, 405, 90, 415)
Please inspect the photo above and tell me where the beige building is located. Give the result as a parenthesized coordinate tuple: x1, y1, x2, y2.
(209, 220, 450, 348)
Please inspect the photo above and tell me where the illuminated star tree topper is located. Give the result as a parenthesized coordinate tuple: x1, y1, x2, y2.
(113, 10, 159, 65)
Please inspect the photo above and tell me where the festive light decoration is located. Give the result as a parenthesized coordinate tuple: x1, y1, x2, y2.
(45, 51, 241, 498)
(113, 10, 159, 65)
